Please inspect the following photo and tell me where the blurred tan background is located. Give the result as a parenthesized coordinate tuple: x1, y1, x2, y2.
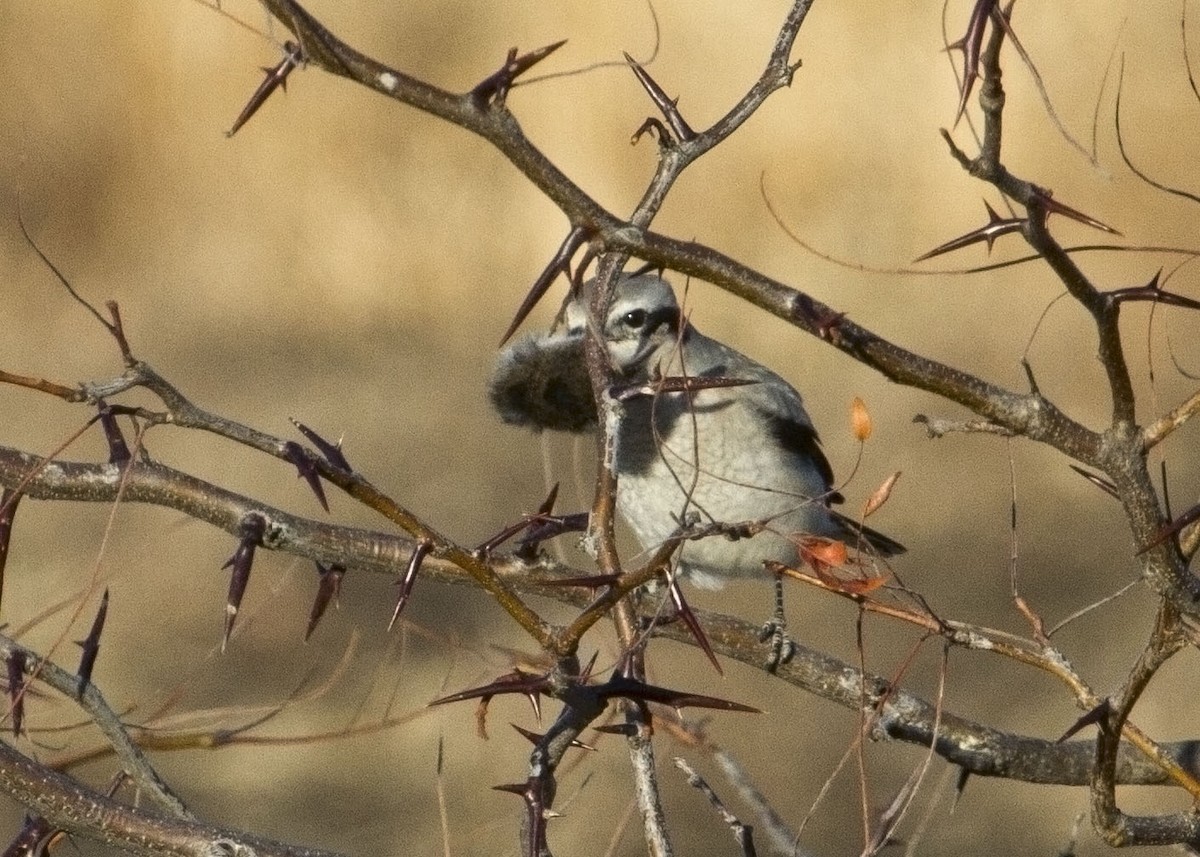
(1, 1, 1199, 855)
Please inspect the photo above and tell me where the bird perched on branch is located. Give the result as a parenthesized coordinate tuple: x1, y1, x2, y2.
(490, 274, 904, 662)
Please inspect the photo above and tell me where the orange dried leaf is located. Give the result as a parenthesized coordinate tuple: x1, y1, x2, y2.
(850, 396, 872, 441)
(797, 535, 848, 571)
(863, 471, 902, 518)
(833, 574, 889, 596)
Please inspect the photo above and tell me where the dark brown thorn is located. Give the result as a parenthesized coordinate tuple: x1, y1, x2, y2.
(623, 51, 695, 142)
(1056, 698, 1112, 742)
(1032, 187, 1121, 235)
(475, 485, 562, 556)
(666, 577, 722, 675)
(491, 777, 550, 857)
(952, 767, 971, 812)
(535, 573, 622, 588)
(595, 672, 760, 713)
(499, 226, 588, 345)
(510, 722, 597, 751)
(1107, 270, 1200, 312)
(290, 418, 352, 471)
(226, 41, 304, 138)
(95, 400, 132, 466)
(593, 722, 637, 737)
(305, 562, 345, 641)
(2, 815, 64, 857)
(6, 651, 26, 738)
(515, 513, 589, 560)
(611, 375, 759, 402)
(74, 589, 109, 699)
(913, 200, 1024, 262)
(0, 490, 22, 617)
(282, 441, 329, 512)
(430, 668, 552, 733)
(1140, 501, 1200, 554)
(1067, 465, 1119, 500)
(471, 40, 568, 108)
(221, 513, 267, 651)
(388, 540, 432, 631)
(949, 0, 997, 126)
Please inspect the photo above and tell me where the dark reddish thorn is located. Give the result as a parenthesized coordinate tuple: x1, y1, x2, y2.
(282, 441, 329, 512)
(499, 226, 588, 345)
(290, 418, 352, 471)
(624, 52, 695, 143)
(429, 668, 552, 725)
(611, 375, 759, 402)
(305, 562, 345, 641)
(2, 815, 65, 857)
(221, 514, 267, 651)
(0, 490, 21, 617)
(471, 40, 567, 108)
(6, 650, 26, 738)
(95, 400, 131, 465)
(1108, 270, 1200, 312)
(948, 0, 998, 126)
(388, 540, 432, 631)
(1032, 187, 1121, 235)
(74, 589, 108, 698)
(913, 201, 1024, 262)
(666, 577, 722, 675)
(1056, 698, 1112, 742)
(593, 723, 637, 737)
(536, 574, 622, 589)
(510, 723, 597, 751)
(226, 41, 304, 138)
(1140, 502, 1200, 554)
(475, 484, 561, 555)
(492, 776, 551, 857)
(952, 767, 971, 811)
(1067, 465, 1118, 500)
(474, 484, 588, 558)
(595, 672, 760, 713)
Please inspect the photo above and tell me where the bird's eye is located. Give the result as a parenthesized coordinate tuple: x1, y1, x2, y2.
(622, 309, 647, 329)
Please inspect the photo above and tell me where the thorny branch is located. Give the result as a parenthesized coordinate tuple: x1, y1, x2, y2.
(3, 0, 1200, 854)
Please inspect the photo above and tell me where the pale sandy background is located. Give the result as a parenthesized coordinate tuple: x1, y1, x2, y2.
(1, 1, 1199, 855)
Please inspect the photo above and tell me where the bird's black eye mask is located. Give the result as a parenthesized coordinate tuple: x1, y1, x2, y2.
(619, 305, 682, 339)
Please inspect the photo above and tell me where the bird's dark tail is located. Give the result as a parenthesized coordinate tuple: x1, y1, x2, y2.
(832, 512, 906, 557)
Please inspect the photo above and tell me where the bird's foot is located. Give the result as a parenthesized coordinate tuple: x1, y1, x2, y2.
(758, 572, 795, 672)
(758, 617, 795, 673)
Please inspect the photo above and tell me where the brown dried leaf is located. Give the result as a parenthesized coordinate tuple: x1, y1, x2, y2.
(851, 396, 872, 441)
(863, 471, 902, 518)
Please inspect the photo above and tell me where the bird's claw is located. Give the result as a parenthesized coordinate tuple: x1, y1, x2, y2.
(758, 617, 795, 672)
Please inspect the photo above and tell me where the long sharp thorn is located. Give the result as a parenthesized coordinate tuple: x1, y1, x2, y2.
(6, 651, 26, 737)
(623, 52, 694, 142)
(667, 578, 722, 675)
(290, 418, 352, 472)
(282, 441, 329, 512)
(0, 490, 22, 617)
(222, 515, 266, 651)
(96, 401, 131, 465)
(226, 41, 304, 138)
(500, 227, 587, 345)
(74, 589, 109, 699)
(388, 540, 432, 630)
(951, 0, 998, 126)
(1067, 465, 1119, 499)
(305, 563, 345, 641)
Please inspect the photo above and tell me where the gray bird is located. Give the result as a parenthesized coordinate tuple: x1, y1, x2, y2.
(490, 274, 903, 656)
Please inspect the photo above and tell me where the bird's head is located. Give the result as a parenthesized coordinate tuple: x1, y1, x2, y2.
(566, 275, 682, 376)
